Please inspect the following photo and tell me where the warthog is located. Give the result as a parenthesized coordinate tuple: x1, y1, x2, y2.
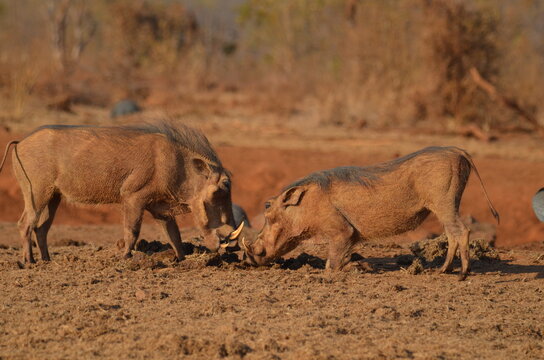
(0, 123, 243, 263)
(232, 203, 251, 228)
(243, 147, 499, 280)
(532, 188, 544, 222)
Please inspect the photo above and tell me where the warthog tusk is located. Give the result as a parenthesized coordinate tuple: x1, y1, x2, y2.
(220, 242, 230, 249)
(229, 222, 244, 240)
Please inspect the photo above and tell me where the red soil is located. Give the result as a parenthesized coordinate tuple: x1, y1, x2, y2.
(0, 128, 542, 247)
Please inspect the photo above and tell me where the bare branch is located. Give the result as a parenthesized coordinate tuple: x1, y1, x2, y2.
(469, 67, 544, 136)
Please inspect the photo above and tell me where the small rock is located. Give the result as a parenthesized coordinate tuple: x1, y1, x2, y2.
(111, 99, 141, 118)
(135, 289, 147, 301)
(373, 306, 400, 320)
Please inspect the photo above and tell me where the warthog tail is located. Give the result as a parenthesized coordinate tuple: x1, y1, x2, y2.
(453, 147, 500, 224)
(0, 140, 19, 174)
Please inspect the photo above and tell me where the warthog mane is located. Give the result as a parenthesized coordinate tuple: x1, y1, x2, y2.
(284, 147, 462, 191)
(31, 122, 222, 166)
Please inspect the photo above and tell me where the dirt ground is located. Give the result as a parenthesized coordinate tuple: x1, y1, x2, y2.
(0, 229, 543, 360)
(1, 110, 544, 359)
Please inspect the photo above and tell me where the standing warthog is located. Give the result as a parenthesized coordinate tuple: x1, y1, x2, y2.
(0, 123, 243, 263)
(242, 147, 499, 280)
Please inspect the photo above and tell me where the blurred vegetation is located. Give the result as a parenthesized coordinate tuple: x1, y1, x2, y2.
(421, 0, 501, 128)
(0, 0, 543, 133)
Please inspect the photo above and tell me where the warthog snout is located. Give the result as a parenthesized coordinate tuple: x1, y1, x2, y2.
(218, 222, 245, 249)
(241, 235, 267, 266)
(200, 222, 244, 252)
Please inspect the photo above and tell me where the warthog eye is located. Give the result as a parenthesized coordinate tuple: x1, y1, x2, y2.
(222, 179, 231, 191)
(264, 201, 271, 210)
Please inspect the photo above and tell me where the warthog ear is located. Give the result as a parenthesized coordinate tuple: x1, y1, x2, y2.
(281, 187, 306, 207)
(192, 159, 210, 178)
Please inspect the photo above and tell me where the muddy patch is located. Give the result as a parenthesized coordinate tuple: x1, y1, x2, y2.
(409, 233, 500, 267)
(275, 252, 326, 270)
(405, 257, 425, 275)
(55, 238, 88, 247)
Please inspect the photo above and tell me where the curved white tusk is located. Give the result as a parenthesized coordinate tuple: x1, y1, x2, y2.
(229, 222, 245, 240)
(220, 242, 230, 249)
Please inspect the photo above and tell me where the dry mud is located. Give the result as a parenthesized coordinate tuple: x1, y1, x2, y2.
(1, 228, 543, 360)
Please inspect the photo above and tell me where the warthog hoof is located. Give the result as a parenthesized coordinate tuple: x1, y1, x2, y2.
(457, 272, 469, 281)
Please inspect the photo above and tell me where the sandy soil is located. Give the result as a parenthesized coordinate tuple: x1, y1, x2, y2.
(0, 230, 543, 360)
(1, 112, 544, 359)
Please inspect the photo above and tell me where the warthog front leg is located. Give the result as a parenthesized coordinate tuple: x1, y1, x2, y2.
(153, 215, 185, 261)
(122, 199, 145, 259)
(325, 223, 357, 271)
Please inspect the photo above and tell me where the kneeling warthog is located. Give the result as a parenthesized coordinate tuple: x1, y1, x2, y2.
(243, 147, 499, 280)
(0, 123, 243, 263)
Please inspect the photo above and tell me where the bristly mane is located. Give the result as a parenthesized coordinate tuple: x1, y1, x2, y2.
(134, 122, 222, 166)
(283, 147, 461, 192)
(30, 122, 222, 166)
(285, 166, 380, 191)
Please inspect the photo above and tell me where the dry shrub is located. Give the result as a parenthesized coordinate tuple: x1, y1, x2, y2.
(46, 0, 97, 73)
(420, 0, 501, 128)
(0, 0, 544, 132)
(239, 0, 422, 128)
(8, 61, 40, 120)
(0, 47, 50, 121)
(108, 1, 197, 72)
(318, 89, 368, 128)
(237, 0, 541, 131)
(0, 2, 50, 120)
(97, 0, 199, 100)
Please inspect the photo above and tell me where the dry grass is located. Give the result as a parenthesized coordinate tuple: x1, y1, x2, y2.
(0, 0, 543, 132)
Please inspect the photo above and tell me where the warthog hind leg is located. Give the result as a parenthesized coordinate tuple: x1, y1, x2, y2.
(456, 222, 471, 281)
(438, 227, 459, 274)
(34, 193, 61, 261)
(435, 214, 470, 280)
(18, 191, 55, 263)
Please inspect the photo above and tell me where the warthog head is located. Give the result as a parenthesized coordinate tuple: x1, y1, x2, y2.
(243, 186, 312, 265)
(189, 159, 243, 252)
